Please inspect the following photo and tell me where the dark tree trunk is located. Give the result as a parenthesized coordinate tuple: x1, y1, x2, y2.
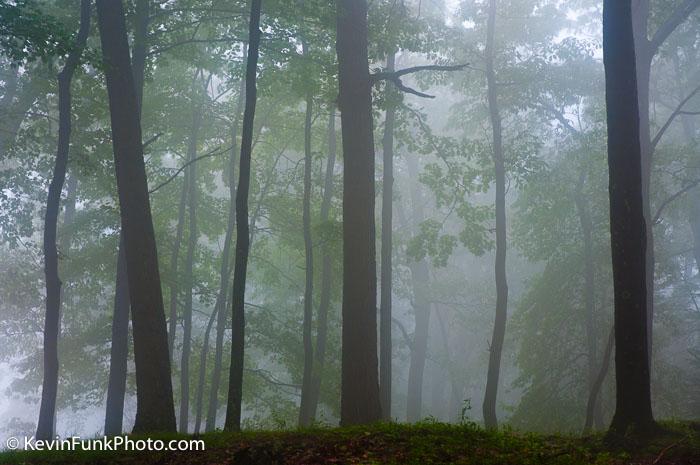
(96, 0, 176, 433)
(36, 0, 90, 440)
(194, 306, 217, 434)
(404, 155, 431, 423)
(574, 174, 603, 429)
(379, 52, 396, 421)
(179, 97, 201, 433)
(482, 0, 508, 430)
(584, 326, 614, 434)
(603, 0, 655, 437)
(298, 51, 316, 427)
(306, 108, 337, 421)
(104, 0, 148, 434)
(206, 72, 245, 432)
(224, 0, 262, 432)
(336, 0, 382, 425)
(104, 237, 130, 436)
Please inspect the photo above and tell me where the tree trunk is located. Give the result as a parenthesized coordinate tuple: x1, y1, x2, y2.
(379, 52, 396, 421)
(168, 169, 189, 357)
(224, 0, 262, 432)
(36, 0, 90, 440)
(104, 0, 148, 434)
(179, 96, 201, 433)
(306, 108, 337, 421)
(96, 0, 176, 433)
(104, 237, 130, 436)
(404, 155, 431, 423)
(584, 326, 614, 434)
(206, 71, 245, 432)
(603, 0, 655, 437)
(574, 174, 603, 429)
(298, 48, 315, 427)
(336, 0, 382, 425)
(194, 306, 217, 434)
(482, 0, 508, 430)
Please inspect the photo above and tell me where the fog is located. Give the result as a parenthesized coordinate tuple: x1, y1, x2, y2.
(0, 0, 698, 445)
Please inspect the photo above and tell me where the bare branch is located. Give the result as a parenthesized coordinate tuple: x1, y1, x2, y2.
(649, 0, 700, 54)
(653, 179, 700, 224)
(148, 144, 232, 194)
(651, 83, 700, 151)
(370, 63, 468, 99)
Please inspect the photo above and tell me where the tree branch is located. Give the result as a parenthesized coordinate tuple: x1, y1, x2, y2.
(653, 179, 700, 224)
(649, 0, 700, 54)
(148, 144, 232, 194)
(370, 63, 468, 99)
(651, 83, 700, 151)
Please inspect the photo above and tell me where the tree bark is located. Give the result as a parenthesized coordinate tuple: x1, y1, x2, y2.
(224, 0, 262, 432)
(36, 0, 90, 440)
(482, 0, 508, 430)
(306, 108, 337, 421)
(168, 169, 189, 357)
(298, 46, 315, 427)
(603, 0, 655, 437)
(336, 0, 382, 425)
(206, 71, 245, 432)
(179, 93, 201, 433)
(379, 52, 396, 421)
(96, 0, 176, 433)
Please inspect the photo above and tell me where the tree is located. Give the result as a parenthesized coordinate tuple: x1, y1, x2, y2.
(225, 0, 262, 432)
(482, 0, 508, 430)
(36, 0, 90, 441)
(336, 0, 383, 425)
(602, 0, 655, 438)
(95, 0, 176, 433)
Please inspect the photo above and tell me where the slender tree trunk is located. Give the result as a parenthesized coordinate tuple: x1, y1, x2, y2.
(168, 170, 189, 357)
(574, 174, 603, 429)
(404, 156, 431, 423)
(179, 98, 201, 433)
(96, 0, 176, 433)
(603, 0, 655, 437)
(194, 306, 217, 434)
(482, 0, 508, 430)
(104, 237, 130, 436)
(0, 67, 40, 157)
(336, 0, 382, 425)
(224, 0, 262, 432)
(379, 52, 396, 421)
(104, 0, 148, 434)
(298, 49, 316, 427)
(36, 0, 90, 440)
(584, 326, 614, 434)
(306, 108, 337, 421)
(206, 72, 245, 432)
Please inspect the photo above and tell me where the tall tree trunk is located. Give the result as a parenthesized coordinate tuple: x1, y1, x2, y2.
(179, 97, 201, 433)
(104, 238, 130, 436)
(603, 0, 655, 437)
(336, 0, 382, 425)
(36, 0, 90, 440)
(105, 0, 148, 434)
(206, 71, 245, 432)
(574, 174, 603, 430)
(168, 170, 189, 356)
(298, 49, 315, 427)
(96, 0, 176, 433)
(224, 0, 262, 432)
(306, 108, 337, 421)
(193, 306, 217, 434)
(404, 156, 431, 423)
(379, 52, 396, 421)
(482, 0, 508, 430)
(584, 326, 614, 434)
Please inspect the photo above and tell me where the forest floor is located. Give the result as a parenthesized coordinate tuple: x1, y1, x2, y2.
(1, 421, 699, 464)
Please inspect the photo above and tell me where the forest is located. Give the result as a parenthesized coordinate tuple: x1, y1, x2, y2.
(0, 0, 699, 464)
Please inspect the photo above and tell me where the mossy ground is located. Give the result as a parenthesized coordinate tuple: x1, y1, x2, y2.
(2, 421, 698, 464)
